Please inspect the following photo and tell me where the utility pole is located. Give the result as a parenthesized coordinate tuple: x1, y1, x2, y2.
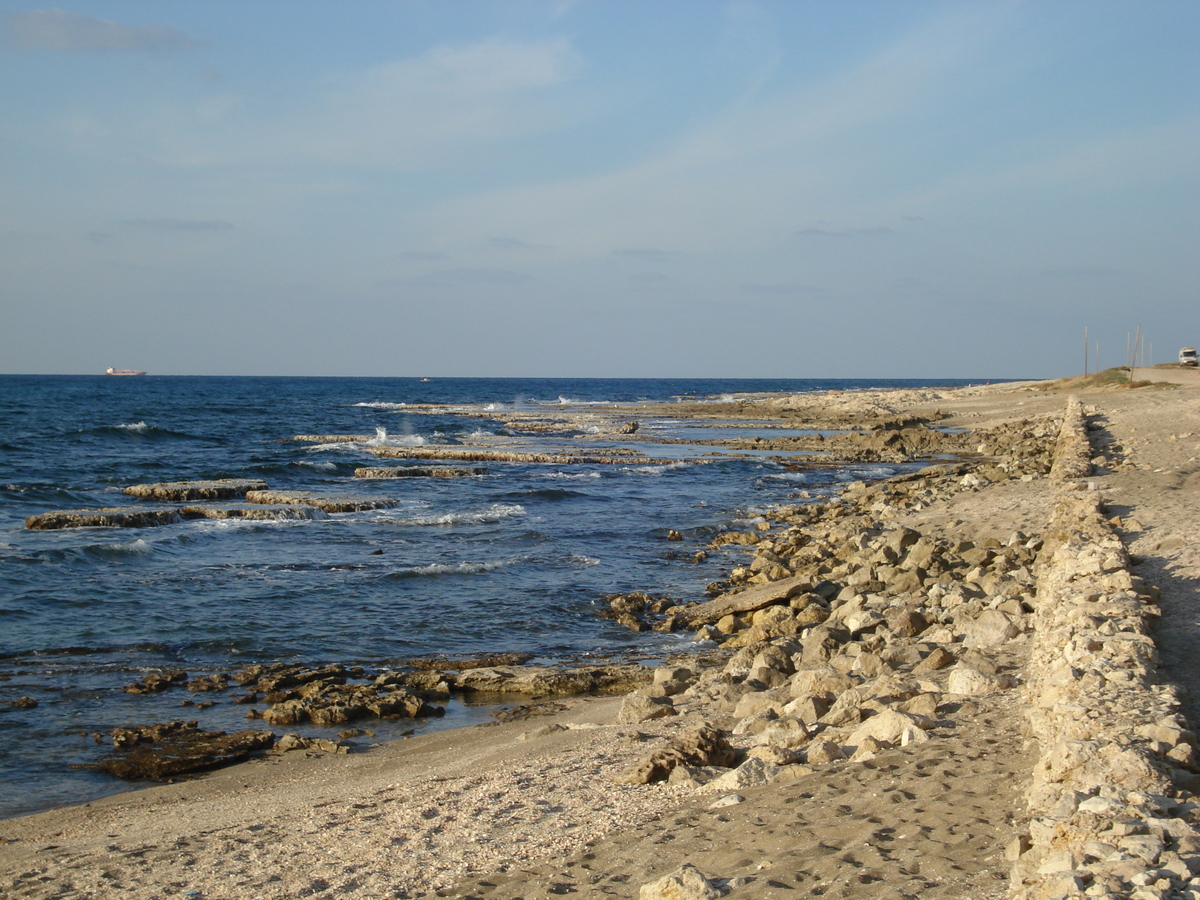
(1085, 325, 1089, 375)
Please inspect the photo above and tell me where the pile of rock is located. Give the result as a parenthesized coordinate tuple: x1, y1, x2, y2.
(1010, 400, 1200, 899)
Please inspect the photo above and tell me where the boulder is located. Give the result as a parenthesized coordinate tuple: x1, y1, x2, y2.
(618, 692, 677, 724)
(621, 724, 737, 785)
(639, 865, 722, 900)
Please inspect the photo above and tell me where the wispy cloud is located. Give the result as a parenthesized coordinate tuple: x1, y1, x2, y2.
(122, 219, 233, 232)
(4, 9, 199, 52)
(795, 225, 895, 238)
(612, 248, 683, 263)
(409, 267, 533, 287)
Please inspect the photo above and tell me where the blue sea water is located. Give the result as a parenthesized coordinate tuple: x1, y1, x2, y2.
(0, 374, 980, 818)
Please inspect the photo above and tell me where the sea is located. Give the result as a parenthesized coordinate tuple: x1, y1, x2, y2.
(0, 374, 982, 819)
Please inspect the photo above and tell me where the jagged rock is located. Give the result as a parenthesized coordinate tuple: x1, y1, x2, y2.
(450, 664, 652, 696)
(124, 671, 188, 694)
(618, 692, 677, 724)
(97, 722, 275, 779)
(621, 724, 737, 784)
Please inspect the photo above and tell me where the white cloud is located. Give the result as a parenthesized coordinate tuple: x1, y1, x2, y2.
(4, 8, 198, 52)
(302, 37, 582, 168)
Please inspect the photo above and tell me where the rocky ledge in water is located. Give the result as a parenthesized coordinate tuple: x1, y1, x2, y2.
(94, 721, 276, 780)
(121, 479, 269, 501)
(353, 465, 487, 478)
(370, 446, 666, 466)
(24, 506, 183, 530)
(178, 503, 328, 521)
(244, 490, 398, 513)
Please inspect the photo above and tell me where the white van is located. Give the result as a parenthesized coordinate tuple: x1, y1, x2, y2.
(1180, 347, 1198, 367)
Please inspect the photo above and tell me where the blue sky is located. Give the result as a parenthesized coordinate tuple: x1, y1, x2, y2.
(1, 1, 1196, 378)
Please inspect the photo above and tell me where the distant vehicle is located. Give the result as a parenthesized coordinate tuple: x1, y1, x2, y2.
(106, 366, 147, 376)
(1180, 348, 1198, 367)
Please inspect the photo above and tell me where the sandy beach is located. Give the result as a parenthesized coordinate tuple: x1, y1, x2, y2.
(4, 369, 1200, 900)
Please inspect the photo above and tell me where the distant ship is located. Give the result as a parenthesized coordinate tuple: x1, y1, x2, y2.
(106, 367, 146, 376)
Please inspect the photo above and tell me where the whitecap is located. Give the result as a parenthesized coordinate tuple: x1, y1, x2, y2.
(383, 503, 526, 527)
(294, 460, 339, 472)
(353, 401, 409, 410)
(116, 421, 151, 434)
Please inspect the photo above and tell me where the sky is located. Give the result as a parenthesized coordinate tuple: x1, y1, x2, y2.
(0, 1, 1196, 379)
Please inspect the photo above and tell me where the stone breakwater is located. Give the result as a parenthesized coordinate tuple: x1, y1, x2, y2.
(603, 398, 1200, 900)
(1010, 399, 1200, 900)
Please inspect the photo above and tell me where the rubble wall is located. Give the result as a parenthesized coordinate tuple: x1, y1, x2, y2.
(1011, 397, 1200, 899)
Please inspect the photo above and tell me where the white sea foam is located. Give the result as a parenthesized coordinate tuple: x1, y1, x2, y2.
(544, 471, 601, 480)
(366, 427, 427, 447)
(295, 460, 339, 472)
(354, 401, 409, 410)
(395, 557, 517, 577)
(385, 503, 526, 527)
(116, 421, 151, 433)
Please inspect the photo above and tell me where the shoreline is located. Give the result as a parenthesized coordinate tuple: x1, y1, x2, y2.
(4, 370, 1200, 899)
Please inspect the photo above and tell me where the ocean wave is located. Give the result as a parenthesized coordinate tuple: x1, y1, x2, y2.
(353, 401, 409, 410)
(754, 470, 811, 485)
(623, 461, 691, 477)
(87, 538, 153, 557)
(386, 557, 518, 578)
(501, 488, 591, 502)
(544, 471, 601, 480)
(366, 427, 426, 447)
(380, 503, 526, 527)
(293, 459, 340, 472)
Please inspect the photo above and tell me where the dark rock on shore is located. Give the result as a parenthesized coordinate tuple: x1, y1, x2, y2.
(96, 721, 276, 780)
